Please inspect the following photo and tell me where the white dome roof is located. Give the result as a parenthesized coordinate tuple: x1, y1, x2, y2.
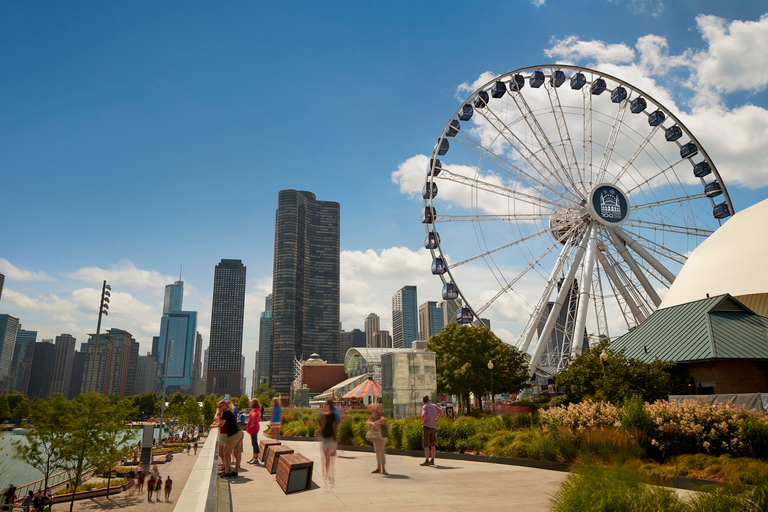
(659, 198, 768, 309)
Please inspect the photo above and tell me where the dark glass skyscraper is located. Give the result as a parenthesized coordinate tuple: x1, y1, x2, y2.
(206, 259, 246, 397)
(392, 286, 418, 349)
(270, 190, 340, 392)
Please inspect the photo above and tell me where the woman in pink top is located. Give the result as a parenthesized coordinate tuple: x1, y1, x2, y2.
(246, 398, 262, 465)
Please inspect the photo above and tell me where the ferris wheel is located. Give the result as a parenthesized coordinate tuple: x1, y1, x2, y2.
(422, 64, 735, 378)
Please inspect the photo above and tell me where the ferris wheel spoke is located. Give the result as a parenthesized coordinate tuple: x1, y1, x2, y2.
(606, 227, 661, 307)
(583, 85, 593, 189)
(623, 218, 714, 237)
(437, 213, 548, 223)
(448, 227, 552, 269)
(612, 226, 676, 284)
(470, 109, 580, 202)
(570, 223, 598, 358)
(545, 81, 582, 192)
(591, 259, 611, 340)
(596, 95, 629, 185)
(597, 250, 646, 325)
(618, 228, 687, 266)
(624, 159, 685, 196)
(614, 126, 662, 184)
(453, 131, 566, 203)
(631, 193, 708, 211)
(437, 168, 562, 210)
(474, 237, 563, 317)
(529, 224, 595, 377)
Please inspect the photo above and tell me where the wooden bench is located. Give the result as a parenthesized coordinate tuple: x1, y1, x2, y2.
(259, 439, 281, 464)
(265, 445, 294, 474)
(276, 453, 314, 494)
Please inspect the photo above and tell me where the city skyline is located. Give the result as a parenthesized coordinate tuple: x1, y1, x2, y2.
(3, 4, 768, 393)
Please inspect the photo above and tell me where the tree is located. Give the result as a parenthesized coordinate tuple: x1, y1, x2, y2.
(178, 397, 202, 437)
(91, 399, 136, 499)
(202, 394, 218, 426)
(553, 340, 675, 404)
(0, 396, 10, 422)
(168, 391, 186, 408)
(14, 394, 69, 491)
(237, 395, 250, 411)
(8, 392, 30, 422)
(196, 394, 206, 402)
(430, 323, 530, 414)
(136, 391, 159, 420)
(254, 383, 277, 409)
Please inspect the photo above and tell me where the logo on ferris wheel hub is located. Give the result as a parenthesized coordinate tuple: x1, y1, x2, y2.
(589, 184, 630, 225)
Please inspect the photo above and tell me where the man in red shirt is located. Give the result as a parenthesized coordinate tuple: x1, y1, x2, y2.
(420, 395, 443, 466)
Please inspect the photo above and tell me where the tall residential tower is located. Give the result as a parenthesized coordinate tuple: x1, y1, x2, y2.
(392, 286, 418, 349)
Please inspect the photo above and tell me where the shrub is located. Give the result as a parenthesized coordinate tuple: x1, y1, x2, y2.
(738, 417, 768, 459)
(388, 420, 404, 449)
(352, 420, 368, 446)
(435, 418, 454, 452)
(618, 395, 652, 434)
(336, 417, 355, 446)
(466, 432, 490, 454)
(579, 427, 646, 466)
(402, 419, 423, 451)
(451, 417, 478, 442)
(501, 413, 536, 430)
(454, 438, 468, 453)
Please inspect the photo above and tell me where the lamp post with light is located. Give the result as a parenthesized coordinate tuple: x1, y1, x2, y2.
(85, 280, 111, 394)
(487, 359, 495, 415)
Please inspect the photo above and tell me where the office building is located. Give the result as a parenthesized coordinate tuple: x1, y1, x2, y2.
(438, 299, 461, 330)
(68, 351, 86, 399)
(51, 334, 76, 396)
(81, 328, 134, 397)
(257, 294, 272, 386)
(125, 339, 140, 396)
(0, 315, 20, 391)
(472, 318, 492, 329)
(340, 328, 366, 359)
(271, 190, 340, 392)
(10, 329, 36, 394)
(159, 311, 197, 394)
(252, 351, 260, 395)
(392, 286, 418, 349)
(163, 281, 184, 315)
(418, 301, 444, 341)
(135, 353, 158, 395)
(201, 348, 208, 395)
(27, 341, 57, 400)
(206, 259, 246, 396)
(192, 332, 203, 396)
(371, 330, 392, 349)
(364, 313, 380, 348)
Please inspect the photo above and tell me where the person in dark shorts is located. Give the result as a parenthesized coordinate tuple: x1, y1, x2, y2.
(420, 395, 443, 466)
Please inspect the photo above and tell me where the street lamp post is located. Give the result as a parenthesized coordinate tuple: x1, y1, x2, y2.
(86, 281, 110, 394)
(157, 338, 174, 445)
(487, 360, 495, 415)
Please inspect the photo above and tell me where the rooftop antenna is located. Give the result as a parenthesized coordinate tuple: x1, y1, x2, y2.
(179, 264, 183, 282)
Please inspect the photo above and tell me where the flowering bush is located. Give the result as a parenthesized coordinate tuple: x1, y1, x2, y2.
(540, 400, 621, 433)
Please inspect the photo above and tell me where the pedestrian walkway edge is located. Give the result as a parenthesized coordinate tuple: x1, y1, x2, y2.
(173, 431, 219, 512)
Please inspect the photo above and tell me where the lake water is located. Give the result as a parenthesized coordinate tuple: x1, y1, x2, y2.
(0, 427, 165, 490)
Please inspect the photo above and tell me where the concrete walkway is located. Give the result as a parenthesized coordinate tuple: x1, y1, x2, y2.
(223, 438, 570, 512)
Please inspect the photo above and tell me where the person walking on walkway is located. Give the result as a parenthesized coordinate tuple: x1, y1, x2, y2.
(154, 474, 163, 502)
(420, 395, 443, 466)
(164, 476, 172, 502)
(246, 398, 261, 465)
(194, 439, 198, 455)
(318, 399, 338, 489)
(269, 397, 282, 440)
(146, 475, 155, 502)
(366, 404, 388, 475)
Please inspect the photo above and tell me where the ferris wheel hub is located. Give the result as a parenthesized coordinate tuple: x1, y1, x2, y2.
(549, 206, 588, 245)
(587, 183, 630, 226)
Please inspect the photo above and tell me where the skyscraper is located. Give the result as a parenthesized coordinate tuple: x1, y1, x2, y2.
(51, 333, 76, 396)
(135, 353, 158, 395)
(252, 351, 260, 394)
(0, 315, 20, 391)
(125, 338, 140, 396)
(68, 351, 86, 399)
(27, 341, 56, 400)
(163, 281, 184, 315)
(257, 294, 273, 386)
(192, 332, 203, 396)
(371, 330, 392, 348)
(0, 272, 4, 303)
(364, 313, 380, 348)
(206, 259, 246, 396)
(418, 301, 444, 341)
(437, 298, 461, 331)
(340, 328, 366, 359)
(158, 279, 198, 394)
(81, 328, 134, 397)
(392, 286, 418, 349)
(10, 329, 36, 394)
(271, 190, 340, 392)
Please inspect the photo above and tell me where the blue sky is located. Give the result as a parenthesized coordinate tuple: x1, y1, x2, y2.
(2, 1, 768, 393)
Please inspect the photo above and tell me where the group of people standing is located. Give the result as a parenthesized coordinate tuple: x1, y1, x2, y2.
(135, 462, 172, 502)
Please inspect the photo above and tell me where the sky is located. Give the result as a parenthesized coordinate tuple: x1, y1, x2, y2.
(2, 1, 768, 394)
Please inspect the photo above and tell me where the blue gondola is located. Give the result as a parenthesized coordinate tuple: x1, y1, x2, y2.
(474, 91, 489, 108)
(570, 72, 586, 90)
(713, 202, 731, 219)
(630, 97, 647, 113)
(648, 109, 666, 127)
(425, 232, 440, 250)
(445, 119, 460, 137)
(704, 181, 722, 198)
(510, 74, 525, 92)
(551, 70, 566, 87)
(680, 142, 698, 159)
(458, 104, 473, 121)
(591, 78, 606, 95)
(431, 257, 447, 275)
(456, 307, 473, 324)
(422, 182, 438, 199)
(437, 138, 449, 156)
(421, 206, 436, 224)
(693, 161, 711, 178)
(427, 158, 442, 177)
(610, 86, 627, 103)
(491, 81, 507, 98)
(664, 126, 682, 141)
(441, 282, 458, 300)
(530, 70, 545, 88)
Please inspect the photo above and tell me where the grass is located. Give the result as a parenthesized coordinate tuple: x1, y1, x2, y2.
(628, 454, 768, 486)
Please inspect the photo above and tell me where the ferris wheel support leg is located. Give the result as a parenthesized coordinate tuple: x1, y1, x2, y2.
(570, 224, 598, 359)
(528, 225, 593, 378)
(518, 235, 575, 355)
(607, 227, 662, 307)
(596, 251, 646, 324)
(612, 226, 676, 285)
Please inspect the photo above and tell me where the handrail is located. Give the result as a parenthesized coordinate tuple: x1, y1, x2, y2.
(14, 467, 93, 498)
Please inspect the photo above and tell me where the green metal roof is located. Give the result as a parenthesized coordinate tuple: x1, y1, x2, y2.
(610, 294, 768, 363)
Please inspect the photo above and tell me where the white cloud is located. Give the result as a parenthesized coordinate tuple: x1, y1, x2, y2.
(456, 71, 498, 99)
(0, 259, 54, 282)
(2, 289, 75, 312)
(532, 0, 545, 7)
(64, 260, 177, 292)
(545, 36, 635, 64)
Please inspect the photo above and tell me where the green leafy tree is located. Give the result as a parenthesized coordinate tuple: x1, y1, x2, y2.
(136, 391, 159, 420)
(168, 391, 185, 408)
(202, 394, 218, 426)
(14, 394, 69, 491)
(196, 394, 206, 402)
(553, 340, 675, 404)
(254, 383, 277, 409)
(0, 396, 10, 422)
(8, 392, 30, 421)
(178, 397, 202, 437)
(91, 399, 136, 499)
(237, 395, 250, 410)
(430, 323, 530, 414)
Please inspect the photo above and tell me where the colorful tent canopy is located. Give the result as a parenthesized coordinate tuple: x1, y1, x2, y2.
(342, 377, 382, 399)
